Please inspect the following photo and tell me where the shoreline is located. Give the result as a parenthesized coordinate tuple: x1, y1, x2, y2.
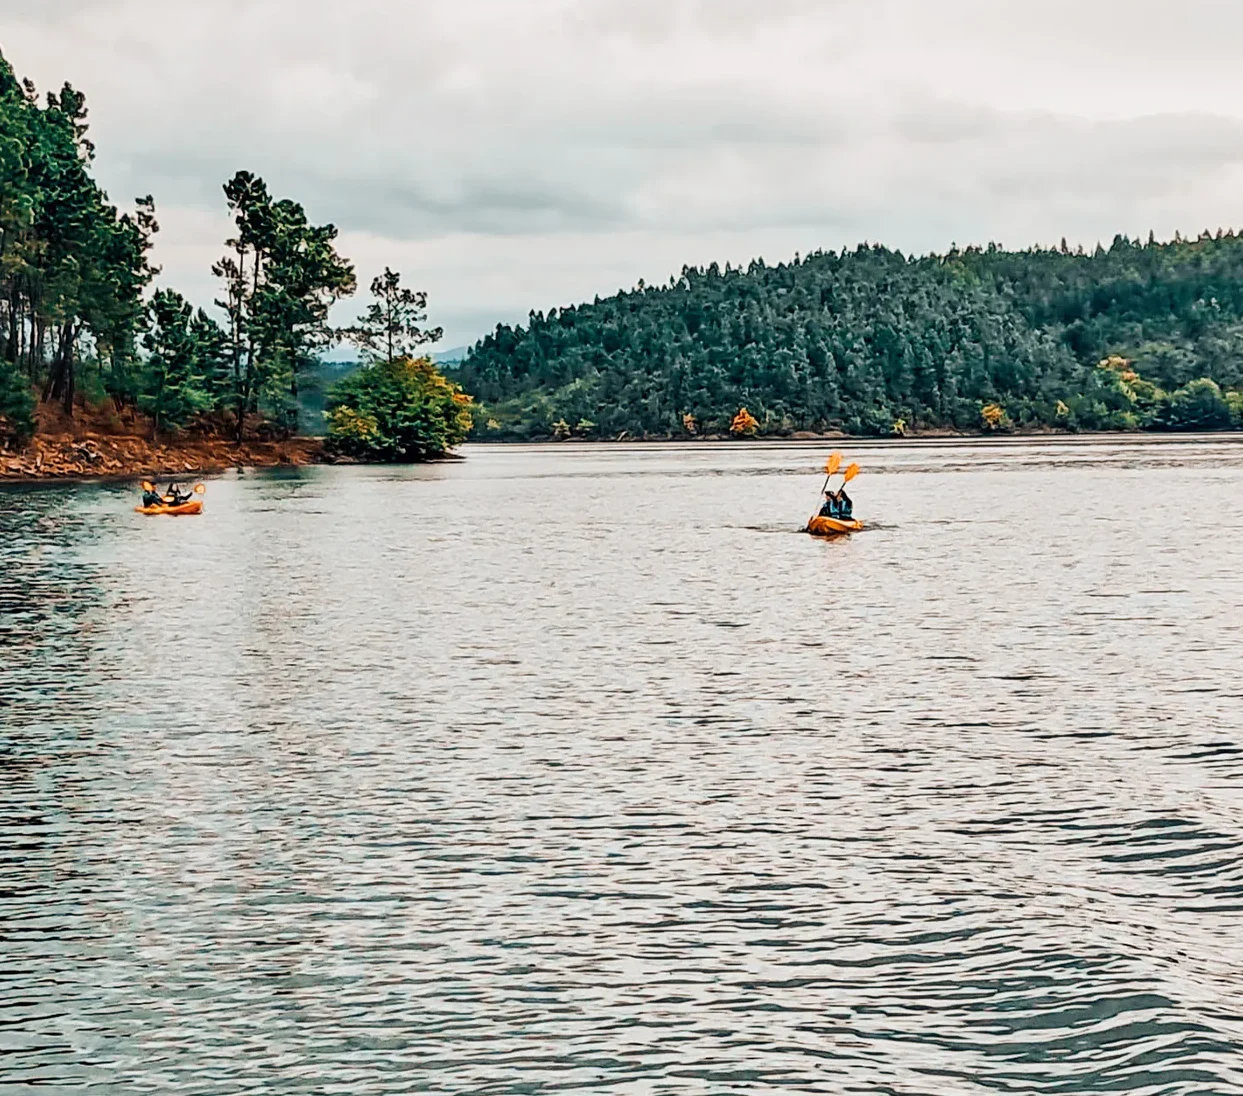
(465, 429, 1243, 449)
(4, 427, 1241, 487)
(0, 431, 326, 485)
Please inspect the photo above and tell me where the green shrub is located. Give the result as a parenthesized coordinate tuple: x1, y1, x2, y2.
(0, 360, 34, 445)
(1227, 390, 1243, 428)
(1162, 378, 1232, 431)
(325, 356, 473, 461)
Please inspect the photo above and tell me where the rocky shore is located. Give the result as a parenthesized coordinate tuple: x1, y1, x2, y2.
(0, 431, 324, 482)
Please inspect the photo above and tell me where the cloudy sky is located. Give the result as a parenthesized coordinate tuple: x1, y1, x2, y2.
(4, 0, 1243, 347)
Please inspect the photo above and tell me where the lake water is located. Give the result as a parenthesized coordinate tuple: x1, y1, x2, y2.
(3, 438, 1243, 1094)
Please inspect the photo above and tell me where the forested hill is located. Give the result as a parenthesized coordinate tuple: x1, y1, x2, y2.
(453, 236, 1243, 438)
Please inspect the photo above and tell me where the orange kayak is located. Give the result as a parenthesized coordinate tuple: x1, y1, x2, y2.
(807, 514, 862, 537)
(135, 500, 203, 516)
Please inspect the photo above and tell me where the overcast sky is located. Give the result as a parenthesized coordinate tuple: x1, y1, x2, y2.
(5, 0, 1243, 348)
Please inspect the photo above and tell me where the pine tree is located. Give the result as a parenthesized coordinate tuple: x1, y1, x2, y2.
(342, 267, 443, 365)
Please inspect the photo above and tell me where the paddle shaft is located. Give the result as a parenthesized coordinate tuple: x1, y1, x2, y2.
(816, 454, 854, 510)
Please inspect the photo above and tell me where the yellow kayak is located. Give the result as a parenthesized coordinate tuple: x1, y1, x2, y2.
(135, 500, 203, 516)
(807, 514, 863, 537)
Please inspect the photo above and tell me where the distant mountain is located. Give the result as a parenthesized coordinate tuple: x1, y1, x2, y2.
(432, 345, 470, 365)
(319, 346, 470, 366)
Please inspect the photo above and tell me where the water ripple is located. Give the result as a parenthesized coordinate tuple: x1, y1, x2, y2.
(3, 441, 1243, 1093)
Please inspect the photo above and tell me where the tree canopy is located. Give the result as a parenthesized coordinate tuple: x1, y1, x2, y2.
(7, 41, 1243, 452)
(212, 169, 356, 439)
(0, 47, 455, 457)
(0, 53, 156, 440)
(455, 235, 1243, 438)
(325, 356, 473, 462)
(342, 267, 442, 366)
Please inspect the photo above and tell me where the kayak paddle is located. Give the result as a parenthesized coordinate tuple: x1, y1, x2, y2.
(819, 451, 842, 498)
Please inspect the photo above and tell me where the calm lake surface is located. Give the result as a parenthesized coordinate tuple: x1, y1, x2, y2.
(3, 438, 1243, 1095)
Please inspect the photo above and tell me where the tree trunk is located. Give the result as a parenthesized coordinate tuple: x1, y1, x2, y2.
(4, 287, 17, 365)
(61, 322, 76, 415)
(235, 375, 247, 444)
(41, 321, 76, 411)
(33, 317, 46, 388)
(17, 298, 28, 375)
(40, 334, 57, 402)
(235, 346, 253, 444)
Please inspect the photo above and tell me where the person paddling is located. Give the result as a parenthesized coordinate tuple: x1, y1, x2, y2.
(808, 453, 862, 535)
(163, 482, 190, 506)
(141, 481, 162, 508)
(836, 486, 853, 520)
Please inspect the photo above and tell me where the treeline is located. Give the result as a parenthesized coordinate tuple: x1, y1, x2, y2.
(455, 233, 1243, 438)
(0, 56, 155, 439)
(0, 49, 461, 457)
(0, 46, 357, 444)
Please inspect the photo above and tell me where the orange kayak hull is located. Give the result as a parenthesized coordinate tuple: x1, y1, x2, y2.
(135, 500, 203, 516)
(807, 515, 863, 536)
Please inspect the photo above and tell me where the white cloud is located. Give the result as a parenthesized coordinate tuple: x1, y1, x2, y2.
(4, 0, 1243, 346)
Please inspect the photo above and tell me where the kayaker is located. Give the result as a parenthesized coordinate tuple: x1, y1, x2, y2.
(837, 487, 853, 520)
(819, 491, 839, 519)
(164, 482, 190, 506)
(141, 482, 163, 508)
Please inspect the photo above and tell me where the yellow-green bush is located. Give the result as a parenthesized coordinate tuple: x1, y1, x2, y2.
(326, 357, 473, 461)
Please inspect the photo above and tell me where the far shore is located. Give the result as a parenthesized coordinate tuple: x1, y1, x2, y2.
(5, 426, 1241, 487)
(468, 429, 1243, 449)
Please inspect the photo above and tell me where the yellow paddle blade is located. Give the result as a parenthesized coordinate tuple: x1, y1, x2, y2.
(141, 481, 154, 492)
(193, 483, 206, 494)
(824, 452, 842, 476)
(842, 462, 860, 482)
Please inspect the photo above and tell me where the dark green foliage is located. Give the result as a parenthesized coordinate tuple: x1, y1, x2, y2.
(0, 357, 34, 442)
(213, 171, 356, 439)
(0, 50, 157, 418)
(325, 357, 473, 462)
(294, 359, 359, 437)
(138, 289, 227, 432)
(0, 47, 364, 444)
(456, 236, 1243, 438)
(1162, 378, 1232, 431)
